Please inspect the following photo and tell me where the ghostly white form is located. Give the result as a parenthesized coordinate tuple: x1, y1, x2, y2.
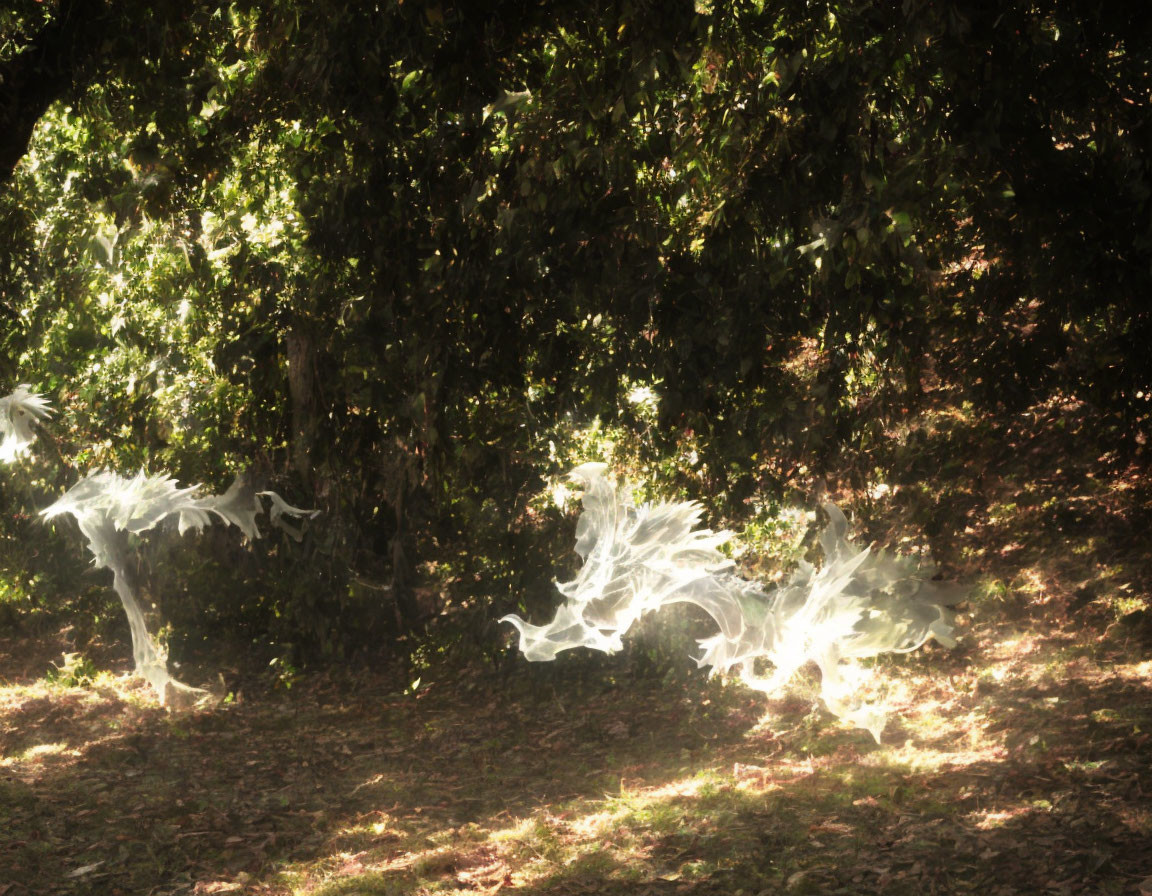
(0, 385, 52, 462)
(41, 470, 318, 706)
(502, 463, 961, 741)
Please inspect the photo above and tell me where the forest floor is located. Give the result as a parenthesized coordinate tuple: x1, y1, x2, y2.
(3, 394, 1152, 896)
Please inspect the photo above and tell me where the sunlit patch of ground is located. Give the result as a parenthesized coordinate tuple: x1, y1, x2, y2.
(264, 608, 1151, 896)
(3, 599, 1152, 896)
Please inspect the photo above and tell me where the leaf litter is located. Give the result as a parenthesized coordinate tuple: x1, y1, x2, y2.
(2, 400, 1152, 894)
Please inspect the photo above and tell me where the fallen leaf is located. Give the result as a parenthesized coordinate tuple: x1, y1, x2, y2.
(66, 861, 105, 878)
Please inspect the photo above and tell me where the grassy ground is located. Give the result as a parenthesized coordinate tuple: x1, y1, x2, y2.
(3, 396, 1152, 895)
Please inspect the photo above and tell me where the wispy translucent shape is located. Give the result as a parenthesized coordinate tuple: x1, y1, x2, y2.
(502, 464, 961, 741)
(42, 470, 317, 706)
(0, 385, 52, 462)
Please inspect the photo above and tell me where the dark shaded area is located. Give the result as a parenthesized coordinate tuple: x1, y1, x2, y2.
(0, 0, 109, 182)
(1, 0, 1150, 665)
(2, 633, 1151, 894)
(0, 669, 763, 892)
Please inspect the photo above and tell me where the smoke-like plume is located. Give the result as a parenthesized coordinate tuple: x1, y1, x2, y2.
(0, 385, 52, 462)
(503, 464, 961, 741)
(42, 470, 317, 706)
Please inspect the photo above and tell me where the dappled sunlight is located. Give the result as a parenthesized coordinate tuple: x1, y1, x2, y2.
(2, 1, 1151, 893)
(5, 386, 1152, 893)
(969, 806, 1035, 831)
(293, 650, 1143, 892)
(0, 676, 165, 782)
(2, 740, 75, 765)
(4, 515, 1148, 896)
(1112, 659, 1152, 684)
(3, 615, 1152, 895)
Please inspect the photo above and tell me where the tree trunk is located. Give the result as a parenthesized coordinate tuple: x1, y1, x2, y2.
(389, 484, 422, 634)
(285, 321, 320, 488)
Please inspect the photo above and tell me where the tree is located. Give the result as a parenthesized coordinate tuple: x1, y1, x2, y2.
(2, 0, 1149, 664)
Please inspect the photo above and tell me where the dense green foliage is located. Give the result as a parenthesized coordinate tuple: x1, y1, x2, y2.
(1, 1, 1149, 669)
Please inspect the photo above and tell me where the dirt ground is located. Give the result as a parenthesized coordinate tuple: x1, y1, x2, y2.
(3, 397, 1152, 895)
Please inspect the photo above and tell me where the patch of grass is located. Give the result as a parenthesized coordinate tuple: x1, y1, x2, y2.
(309, 872, 405, 895)
(43, 651, 99, 688)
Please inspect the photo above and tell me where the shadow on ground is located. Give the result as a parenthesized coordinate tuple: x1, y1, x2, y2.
(3, 633, 1151, 896)
(3, 394, 1152, 895)
(0, 660, 767, 894)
